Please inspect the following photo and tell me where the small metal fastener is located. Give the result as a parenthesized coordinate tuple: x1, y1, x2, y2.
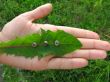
(32, 42, 37, 47)
(44, 41, 48, 46)
(55, 40, 60, 46)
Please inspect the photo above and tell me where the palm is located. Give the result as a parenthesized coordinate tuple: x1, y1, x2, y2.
(0, 3, 109, 70)
(2, 15, 34, 40)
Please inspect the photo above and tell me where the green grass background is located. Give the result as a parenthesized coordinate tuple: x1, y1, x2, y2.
(0, 0, 110, 82)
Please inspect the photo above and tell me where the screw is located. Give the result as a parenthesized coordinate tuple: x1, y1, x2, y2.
(32, 42, 37, 47)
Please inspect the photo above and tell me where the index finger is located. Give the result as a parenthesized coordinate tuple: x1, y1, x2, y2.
(32, 24, 100, 39)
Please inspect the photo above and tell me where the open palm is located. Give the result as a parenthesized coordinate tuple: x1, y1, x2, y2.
(0, 3, 109, 70)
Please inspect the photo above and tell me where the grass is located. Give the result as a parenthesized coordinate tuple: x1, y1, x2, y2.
(0, 0, 110, 82)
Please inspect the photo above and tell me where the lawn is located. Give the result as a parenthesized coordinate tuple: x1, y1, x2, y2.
(0, 0, 110, 82)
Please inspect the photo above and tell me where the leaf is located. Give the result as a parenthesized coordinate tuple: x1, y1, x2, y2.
(0, 29, 82, 58)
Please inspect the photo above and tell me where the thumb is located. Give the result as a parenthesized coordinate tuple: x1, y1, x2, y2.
(25, 3, 52, 21)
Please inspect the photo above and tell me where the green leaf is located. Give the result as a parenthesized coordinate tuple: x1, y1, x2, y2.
(0, 29, 82, 58)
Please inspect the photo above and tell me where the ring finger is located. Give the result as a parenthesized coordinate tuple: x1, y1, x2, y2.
(64, 50, 107, 59)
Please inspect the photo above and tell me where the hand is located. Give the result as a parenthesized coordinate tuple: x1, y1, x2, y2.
(0, 3, 109, 70)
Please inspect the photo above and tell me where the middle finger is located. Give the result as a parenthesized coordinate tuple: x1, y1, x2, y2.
(79, 38, 110, 51)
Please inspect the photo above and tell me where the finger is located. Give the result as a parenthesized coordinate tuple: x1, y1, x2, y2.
(0, 54, 53, 70)
(47, 58, 88, 69)
(33, 24, 100, 39)
(23, 3, 52, 21)
(57, 26, 100, 39)
(64, 50, 107, 59)
(79, 38, 110, 51)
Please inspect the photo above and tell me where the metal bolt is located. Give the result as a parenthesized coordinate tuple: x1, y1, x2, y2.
(55, 40, 60, 46)
(44, 41, 48, 46)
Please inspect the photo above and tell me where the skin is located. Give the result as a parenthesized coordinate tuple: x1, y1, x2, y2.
(0, 3, 110, 70)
